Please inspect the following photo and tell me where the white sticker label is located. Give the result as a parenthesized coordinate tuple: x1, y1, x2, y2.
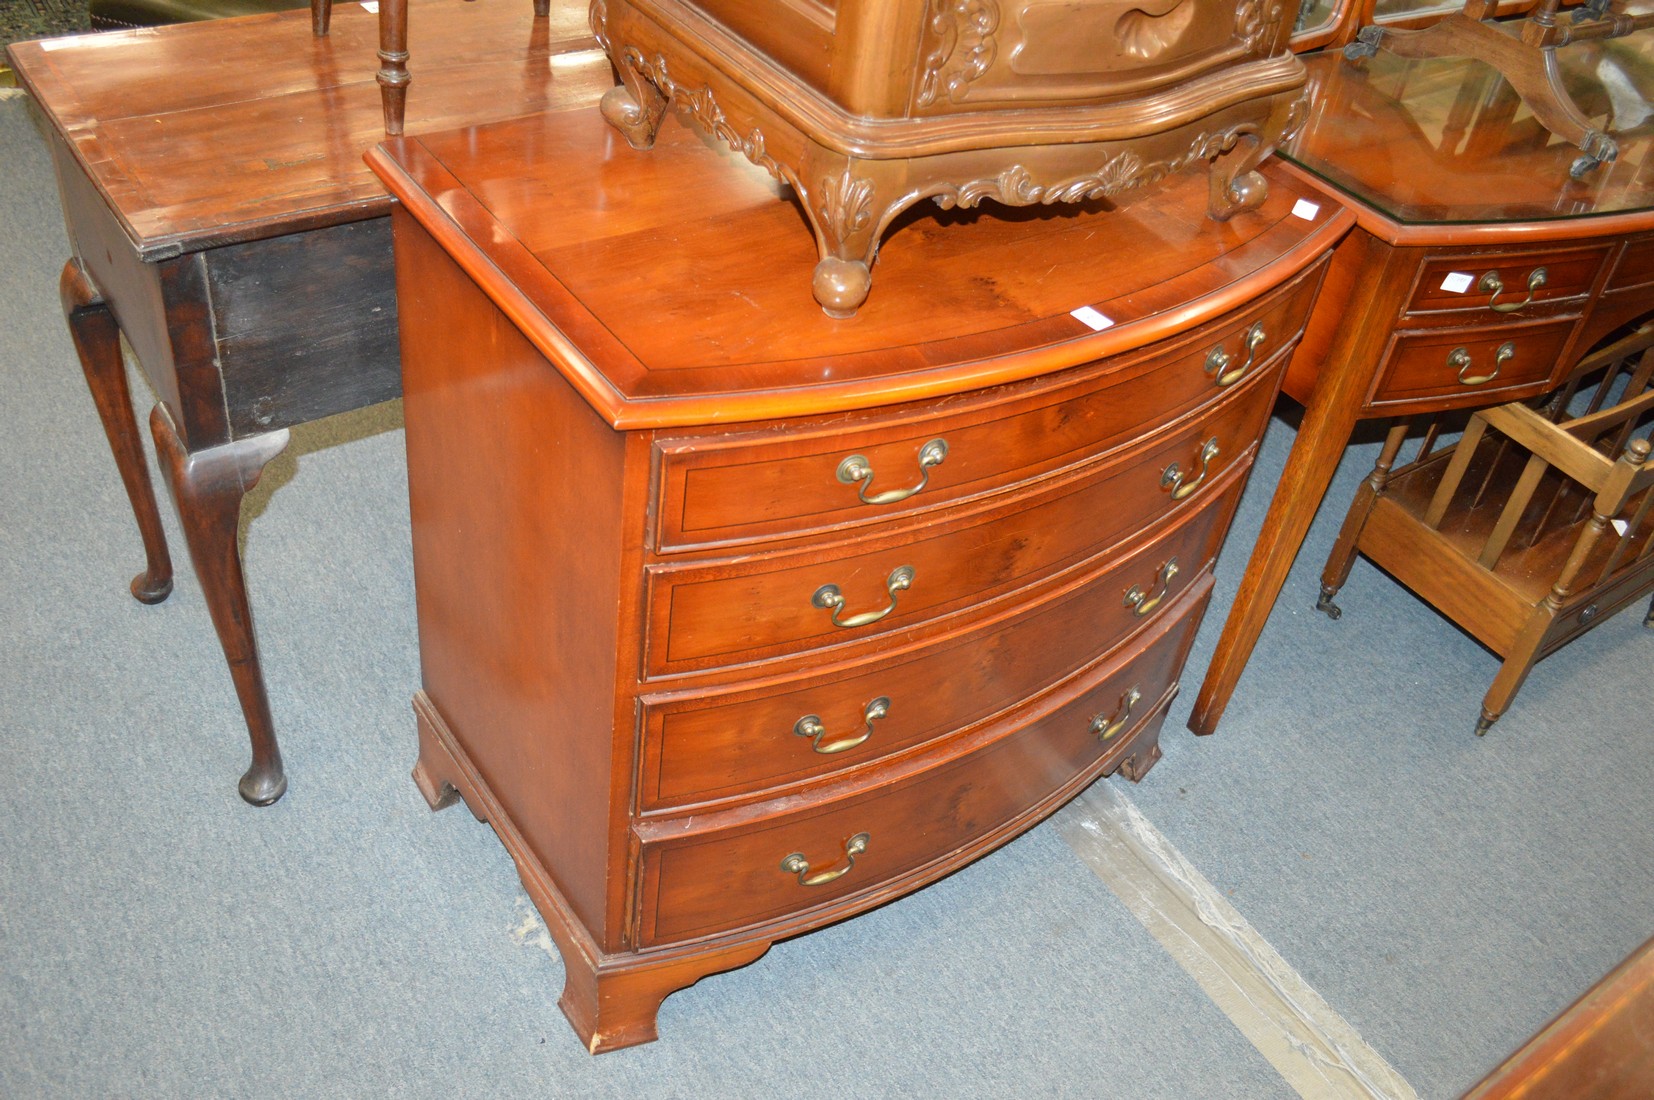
(360, 1, 379, 11)
(1613, 518, 1630, 536)
(1441, 272, 1474, 294)
(1071, 306, 1115, 331)
(1290, 199, 1320, 221)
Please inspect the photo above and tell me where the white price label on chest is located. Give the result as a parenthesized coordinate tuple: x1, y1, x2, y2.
(361, 1, 379, 11)
(1440, 272, 1474, 294)
(1290, 199, 1320, 221)
(1071, 306, 1115, 332)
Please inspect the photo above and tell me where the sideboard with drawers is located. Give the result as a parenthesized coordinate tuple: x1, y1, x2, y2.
(367, 102, 1351, 1052)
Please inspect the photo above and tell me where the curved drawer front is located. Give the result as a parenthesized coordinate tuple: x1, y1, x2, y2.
(1368, 316, 1577, 411)
(1608, 233, 1654, 295)
(643, 371, 1272, 677)
(1406, 246, 1609, 319)
(637, 514, 1226, 810)
(650, 262, 1323, 552)
(631, 587, 1204, 946)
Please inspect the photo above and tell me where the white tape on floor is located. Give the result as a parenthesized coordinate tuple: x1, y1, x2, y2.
(1055, 781, 1418, 1100)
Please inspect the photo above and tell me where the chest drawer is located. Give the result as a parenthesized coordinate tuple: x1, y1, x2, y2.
(1405, 246, 1609, 319)
(637, 501, 1227, 809)
(1607, 233, 1654, 294)
(631, 582, 1204, 946)
(643, 370, 1273, 677)
(1367, 316, 1577, 412)
(650, 261, 1324, 552)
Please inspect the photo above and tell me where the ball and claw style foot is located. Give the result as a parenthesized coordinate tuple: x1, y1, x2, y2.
(1315, 587, 1343, 620)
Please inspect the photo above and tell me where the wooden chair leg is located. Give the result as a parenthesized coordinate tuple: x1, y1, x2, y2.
(149, 404, 292, 805)
(311, 0, 331, 34)
(377, 0, 410, 135)
(1645, 593, 1653, 627)
(59, 261, 175, 605)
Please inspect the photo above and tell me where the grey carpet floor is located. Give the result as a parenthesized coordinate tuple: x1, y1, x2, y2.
(2, 86, 1650, 1098)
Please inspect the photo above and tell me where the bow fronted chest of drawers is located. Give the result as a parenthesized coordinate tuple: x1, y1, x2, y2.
(366, 104, 1351, 1052)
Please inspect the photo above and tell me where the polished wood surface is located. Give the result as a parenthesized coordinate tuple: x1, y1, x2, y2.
(1187, 45, 1654, 735)
(373, 106, 1350, 1050)
(1466, 935, 1654, 1100)
(593, 0, 1309, 312)
(7, 0, 605, 802)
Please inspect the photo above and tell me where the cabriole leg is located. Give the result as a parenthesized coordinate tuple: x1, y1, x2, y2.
(149, 404, 291, 805)
(59, 261, 174, 605)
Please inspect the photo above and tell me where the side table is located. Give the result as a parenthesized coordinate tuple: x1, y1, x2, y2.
(1189, 44, 1654, 735)
(7, 0, 603, 803)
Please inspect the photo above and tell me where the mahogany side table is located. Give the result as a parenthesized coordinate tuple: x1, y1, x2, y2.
(7, 0, 603, 803)
(1189, 43, 1654, 734)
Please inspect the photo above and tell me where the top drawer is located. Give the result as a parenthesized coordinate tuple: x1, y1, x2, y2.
(649, 259, 1327, 553)
(1404, 245, 1610, 320)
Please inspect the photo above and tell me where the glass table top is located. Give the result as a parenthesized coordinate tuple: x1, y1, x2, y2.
(1281, 29, 1654, 226)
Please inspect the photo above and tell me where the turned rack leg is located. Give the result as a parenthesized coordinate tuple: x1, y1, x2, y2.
(150, 404, 291, 805)
(60, 261, 175, 605)
(1316, 421, 1413, 620)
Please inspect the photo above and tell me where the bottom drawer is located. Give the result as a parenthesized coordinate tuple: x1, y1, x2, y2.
(632, 575, 1213, 947)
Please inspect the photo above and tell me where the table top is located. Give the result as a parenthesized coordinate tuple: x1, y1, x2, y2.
(1282, 40, 1654, 243)
(368, 108, 1354, 429)
(6, 0, 606, 258)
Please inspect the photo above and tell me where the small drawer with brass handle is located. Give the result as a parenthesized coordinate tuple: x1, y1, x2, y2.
(1368, 317, 1574, 412)
(780, 833, 870, 887)
(812, 566, 916, 629)
(1407, 247, 1608, 317)
(1448, 341, 1515, 387)
(1090, 686, 1141, 741)
(795, 697, 890, 755)
(836, 440, 948, 505)
(1205, 323, 1266, 387)
(1124, 558, 1179, 617)
(1477, 268, 1546, 314)
(1162, 438, 1220, 501)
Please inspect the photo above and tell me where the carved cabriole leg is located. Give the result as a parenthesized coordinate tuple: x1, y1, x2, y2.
(377, 0, 410, 136)
(412, 691, 772, 1052)
(60, 262, 175, 605)
(598, 61, 669, 150)
(1207, 91, 1303, 222)
(1316, 420, 1413, 620)
(799, 154, 894, 319)
(149, 404, 291, 805)
(310, 0, 331, 35)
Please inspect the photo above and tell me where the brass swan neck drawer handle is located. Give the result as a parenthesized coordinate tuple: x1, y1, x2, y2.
(1478, 267, 1547, 314)
(795, 697, 890, 755)
(812, 565, 915, 629)
(1449, 342, 1515, 387)
(1090, 686, 1142, 741)
(1124, 558, 1179, 618)
(780, 832, 870, 887)
(1205, 322, 1267, 387)
(1161, 438, 1221, 501)
(837, 439, 949, 505)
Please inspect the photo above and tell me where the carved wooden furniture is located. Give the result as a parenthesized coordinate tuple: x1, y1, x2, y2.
(1188, 45, 1654, 735)
(366, 96, 1350, 1050)
(1345, 0, 1654, 177)
(590, 0, 1309, 316)
(7, 0, 605, 804)
(1315, 323, 1654, 734)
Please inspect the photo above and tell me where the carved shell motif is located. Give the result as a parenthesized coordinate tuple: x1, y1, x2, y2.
(1115, 0, 1195, 63)
(918, 0, 1001, 107)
